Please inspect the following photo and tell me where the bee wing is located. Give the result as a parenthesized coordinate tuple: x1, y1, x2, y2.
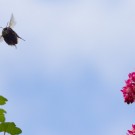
(0, 35, 3, 42)
(9, 14, 16, 28)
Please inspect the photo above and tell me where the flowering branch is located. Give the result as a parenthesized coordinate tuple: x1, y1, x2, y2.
(121, 72, 135, 134)
(121, 72, 135, 104)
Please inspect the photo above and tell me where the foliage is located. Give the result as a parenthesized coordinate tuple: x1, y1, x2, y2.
(0, 95, 22, 135)
(0, 96, 7, 105)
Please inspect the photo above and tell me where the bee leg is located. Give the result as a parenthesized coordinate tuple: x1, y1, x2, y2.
(17, 35, 25, 41)
(14, 44, 17, 49)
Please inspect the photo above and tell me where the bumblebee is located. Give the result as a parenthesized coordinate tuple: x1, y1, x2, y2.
(0, 14, 25, 47)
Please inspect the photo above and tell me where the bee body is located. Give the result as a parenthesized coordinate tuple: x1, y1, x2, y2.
(2, 27, 18, 45)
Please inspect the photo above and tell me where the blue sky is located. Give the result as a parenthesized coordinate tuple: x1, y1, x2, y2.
(0, 0, 135, 135)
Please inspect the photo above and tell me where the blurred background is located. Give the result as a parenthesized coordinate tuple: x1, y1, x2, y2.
(0, 0, 135, 134)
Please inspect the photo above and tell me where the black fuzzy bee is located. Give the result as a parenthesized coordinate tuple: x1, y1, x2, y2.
(0, 14, 25, 47)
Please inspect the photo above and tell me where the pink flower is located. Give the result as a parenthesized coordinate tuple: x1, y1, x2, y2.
(121, 72, 135, 104)
(127, 124, 135, 135)
(129, 72, 135, 82)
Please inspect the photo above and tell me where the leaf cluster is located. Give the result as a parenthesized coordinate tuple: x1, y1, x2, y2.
(0, 96, 22, 135)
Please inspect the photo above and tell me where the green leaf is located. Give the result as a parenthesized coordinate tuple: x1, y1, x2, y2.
(0, 109, 6, 114)
(0, 109, 6, 122)
(0, 114, 5, 123)
(0, 122, 22, 135)
(0, 96, 8, 105)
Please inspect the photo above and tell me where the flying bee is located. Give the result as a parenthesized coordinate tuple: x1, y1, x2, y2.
(0, 14, 25, 47)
